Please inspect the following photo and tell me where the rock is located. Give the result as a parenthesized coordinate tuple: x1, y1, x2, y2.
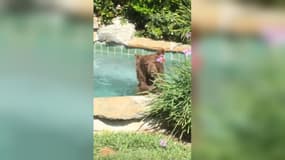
(93, 118, 157, 132)
(174, 44, 192, 52)
(94, 96, 151, 120)
(97, 17, 135, 45)
(94, 32, 98, 41)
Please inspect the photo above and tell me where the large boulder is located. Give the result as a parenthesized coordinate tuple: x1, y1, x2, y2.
(97, 17, 135, 45)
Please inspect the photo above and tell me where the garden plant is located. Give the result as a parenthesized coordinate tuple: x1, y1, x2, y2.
(147, 49, 192, 141)
(94, 0, 191, 44)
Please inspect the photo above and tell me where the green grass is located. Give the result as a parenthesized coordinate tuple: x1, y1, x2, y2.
(94, 132, 191, 160)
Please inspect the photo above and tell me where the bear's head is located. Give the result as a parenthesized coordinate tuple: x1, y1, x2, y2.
(145, 60, 158, 79)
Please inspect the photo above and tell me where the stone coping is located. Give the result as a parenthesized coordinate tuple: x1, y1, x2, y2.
(94, 96, 152, 120)
(94, 33, 191, 53)
(127, 37, 190, 53)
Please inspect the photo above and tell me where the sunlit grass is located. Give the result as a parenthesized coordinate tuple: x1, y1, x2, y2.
(94, 132, 191, 160)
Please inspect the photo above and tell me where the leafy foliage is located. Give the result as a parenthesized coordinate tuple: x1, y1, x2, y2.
(123, 0, 181, 29)
(142, 0, 191, 43)
(174, 0, 191, 43)
(94, 0, 191, 44)
(93, 0, 125, 25)
(147, 60, 192, 140)
(126, 0, 191, 43)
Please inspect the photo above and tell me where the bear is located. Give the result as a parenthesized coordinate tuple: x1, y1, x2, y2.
(135, 49, 165, 93)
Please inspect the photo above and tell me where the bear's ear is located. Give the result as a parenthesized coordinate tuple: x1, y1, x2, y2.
(135, 55, 142, 60)
(156, 48, 165, 55)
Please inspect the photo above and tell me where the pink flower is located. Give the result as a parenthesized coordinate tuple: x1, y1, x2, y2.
(159, 139, 167, 148)
(183, 48, 191, 56)
(156, 55, 165, 63)
(262, 27, 285, 47)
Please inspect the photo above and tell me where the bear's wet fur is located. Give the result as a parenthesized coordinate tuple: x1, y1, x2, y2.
(135, 49, 165, 93)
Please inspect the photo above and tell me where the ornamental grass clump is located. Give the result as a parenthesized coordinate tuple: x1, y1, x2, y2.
(147, 60, 192, 141)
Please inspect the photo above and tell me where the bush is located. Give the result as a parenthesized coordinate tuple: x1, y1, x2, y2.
(143, 0, 191, 44)
(123, 0, 181, 29)
(94, 0, 191, 44)
(147, 60, 192, 141)
(93, 0, 126, 25)
(174, 0, 191, 43)
(126, 0, 191, 44)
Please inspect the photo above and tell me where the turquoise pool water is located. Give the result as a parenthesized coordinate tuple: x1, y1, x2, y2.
(94, 43, 188, 97)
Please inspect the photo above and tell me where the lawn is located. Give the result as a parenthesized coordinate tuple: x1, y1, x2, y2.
(94, 132, 191, 160)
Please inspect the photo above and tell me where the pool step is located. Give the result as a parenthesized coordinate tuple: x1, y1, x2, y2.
(94, 96, 163, 132)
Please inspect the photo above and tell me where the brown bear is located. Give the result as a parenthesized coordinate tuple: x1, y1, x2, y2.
(135, 49, 165, 93)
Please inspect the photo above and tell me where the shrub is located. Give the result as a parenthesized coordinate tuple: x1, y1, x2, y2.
(93, 0, 126, 25)
(94, 0, 191, 44)
(123, 0, 181, 29)
(143, 0, 191, 44)
(143, 10, 180, 41)
(174, 0, 191, 43)
(126, 0, 191, 44)
(147, 60, 192, 141)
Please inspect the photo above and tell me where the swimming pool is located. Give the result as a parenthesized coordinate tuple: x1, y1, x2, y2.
(94, 43, 188, 97)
